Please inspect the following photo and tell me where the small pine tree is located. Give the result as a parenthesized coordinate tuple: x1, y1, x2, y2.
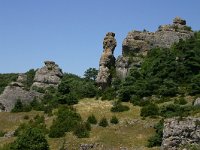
(73, 122, 89, 138)
(110, 116, 119, 124)
(87, 114, 97, 124)
(99, 117, 108, 127)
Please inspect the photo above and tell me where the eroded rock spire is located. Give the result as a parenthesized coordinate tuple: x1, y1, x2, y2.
(96, 32, 117, 89)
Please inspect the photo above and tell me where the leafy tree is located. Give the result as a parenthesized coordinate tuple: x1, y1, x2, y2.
(84, 68, 98, 81)
(11, 127, 49, 150)
(140, 103, 159, 117)
(24, 69, 36, 90)
(0, 73, 18, 94)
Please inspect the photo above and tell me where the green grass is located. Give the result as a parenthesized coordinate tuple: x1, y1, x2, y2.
(0, 98, 160, 150)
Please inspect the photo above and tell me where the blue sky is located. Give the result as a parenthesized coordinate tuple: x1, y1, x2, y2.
(0, 0, 200, 76)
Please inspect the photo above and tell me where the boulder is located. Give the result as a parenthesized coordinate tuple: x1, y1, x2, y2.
(96, 32, 117, 89)
(0, 74, 40, 112)
(194, 97, 200, 106)
(31, 61, 63, 89)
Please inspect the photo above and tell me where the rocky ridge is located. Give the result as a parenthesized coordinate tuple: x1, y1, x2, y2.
(116, 17, 194, 79)
(96, 32, 117, 89)
(161, 117, 200, 150)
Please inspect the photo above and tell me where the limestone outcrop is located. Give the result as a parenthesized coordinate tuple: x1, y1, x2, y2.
(116, 17, 194, 79)
(31, 61, 63, 89)
(0, 61, 63, 112)
(96, 32, 117, 89)
(0, 74, 40, 112)
(161, 117, 200, 150)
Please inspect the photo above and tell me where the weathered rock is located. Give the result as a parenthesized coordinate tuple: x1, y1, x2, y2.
(116, 17, 194, 79)
(115, 56, 131, 79)
(161, 117, 200, 150)
(194, 97, 200, 106)
(31, 61, 63, 89)
(4, 131, 15, 138)
(96, 32, 117, 89)
(0, 75, 40, 112)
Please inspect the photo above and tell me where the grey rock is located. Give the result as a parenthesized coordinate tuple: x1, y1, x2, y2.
(194, 97, 200, 106)
(0, 84, 40, 112)
(161, 117, 200, 150)
(4, 131, 15, 138)
(116, 17, 194, 79)
(31, 61, 63, 89)
(96, 32, 117, 89)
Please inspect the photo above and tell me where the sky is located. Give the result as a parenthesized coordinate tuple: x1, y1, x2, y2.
(0, 0, 200, 76)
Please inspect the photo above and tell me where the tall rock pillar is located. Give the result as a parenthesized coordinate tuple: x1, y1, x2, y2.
(96, 32, 117, 89)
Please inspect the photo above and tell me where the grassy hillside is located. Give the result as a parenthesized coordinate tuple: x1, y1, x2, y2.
(0, 98, 159, 150)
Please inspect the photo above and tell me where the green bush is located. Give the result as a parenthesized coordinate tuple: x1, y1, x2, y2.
(174, 97, 187, 105)
(140, 103, 159, 117)
(73, 122, 90, 138)
(11, 127, 49, 150)
(147, 119, 164, 147)
(99, 117, 108, 127)
(49, 106, 82, 138)
(110, 116, 119, 124)
(101, 87, 116, 100)
(111, 101, 130, 112)
(57, 93, 78, 105)
(87, 114, 97, 124)
(0, 130, 5, 137)
(14, 115, 48, 136)
(0, 73, 18, 94)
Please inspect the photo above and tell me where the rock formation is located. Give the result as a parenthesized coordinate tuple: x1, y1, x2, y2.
(194, 97, 200, 106)
(116, 17, 194, 79)
(0, 61, 63, 112)
(0, 74, 40, 112)
(31, 61, 63, 89)
(161, 117, 200, 150)
(96, 32, 117, 89)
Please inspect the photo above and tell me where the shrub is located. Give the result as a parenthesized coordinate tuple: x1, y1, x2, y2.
(111, 101, 130, 112)
(140, 103, 159, 117)
(85, 121, 91, 131)
(11, 99, 23, 112)
(99, 117, 108, 127)
(147, 119, 164, 147)
(49, 106, 82, 138)
(101, 87, 116, 100)
(48, 123, 66, 138)
(110, 116, 119, 124)
(0, 130, 5, 137)
(73, 122, 90, 138)
(57, 93, 78, 105)
(174, 97, 187, 105)
(11, 127, 49, 150)
(87, 114, 97, 124)
(23, 115, 29, 120)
